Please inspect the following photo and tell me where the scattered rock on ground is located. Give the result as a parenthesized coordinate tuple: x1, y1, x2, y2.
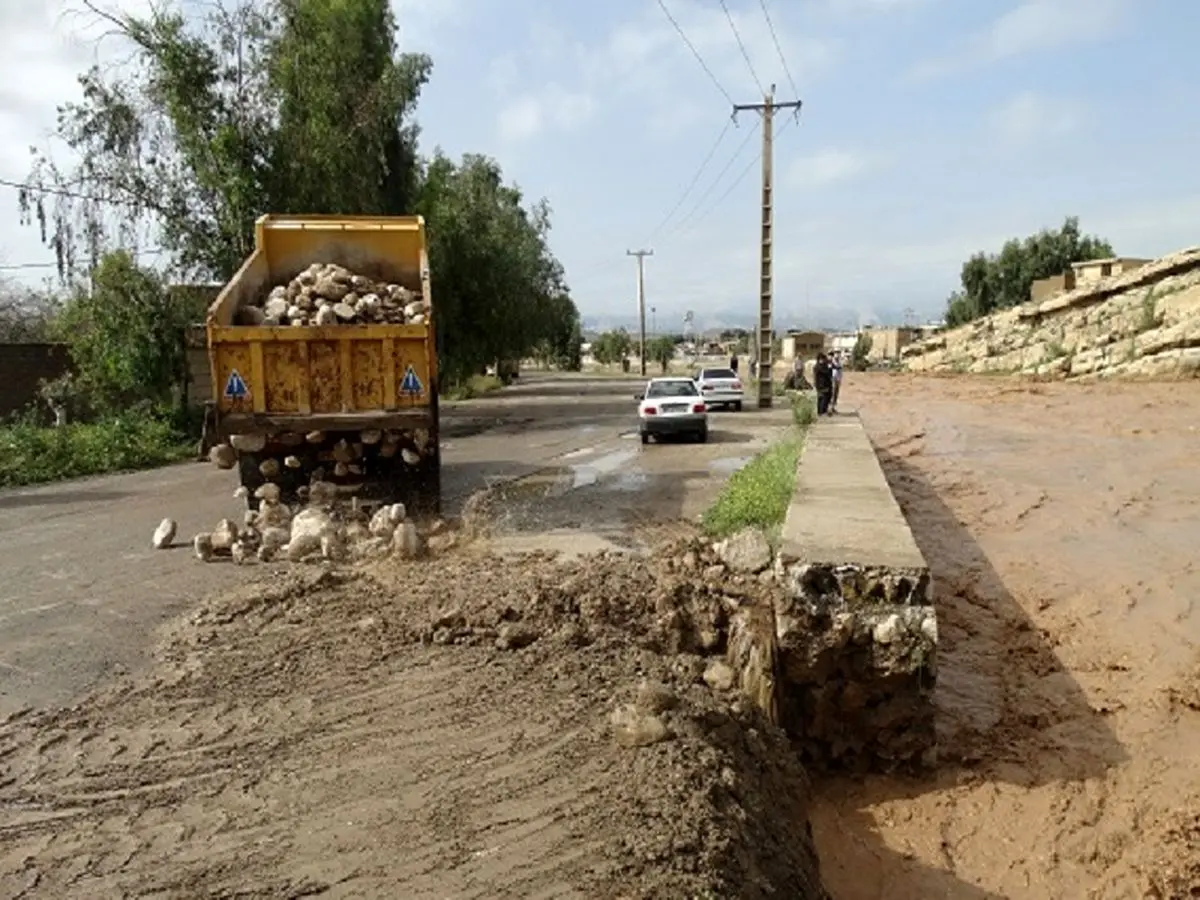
(714, 527, 773, 573)
(152, 518, 176, 549)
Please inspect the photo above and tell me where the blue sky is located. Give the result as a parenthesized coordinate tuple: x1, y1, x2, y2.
(3, 0, 1198, 332)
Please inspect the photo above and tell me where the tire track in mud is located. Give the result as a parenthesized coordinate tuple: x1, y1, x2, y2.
(0, 549, 829, 899)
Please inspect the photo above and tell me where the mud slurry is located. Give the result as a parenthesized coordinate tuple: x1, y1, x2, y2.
(0, 538, 828, 899)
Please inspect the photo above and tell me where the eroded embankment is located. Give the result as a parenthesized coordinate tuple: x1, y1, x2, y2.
(0, 538, 830, 899)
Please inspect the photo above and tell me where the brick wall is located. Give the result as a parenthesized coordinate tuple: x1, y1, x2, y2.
(0, 343, 73, 419)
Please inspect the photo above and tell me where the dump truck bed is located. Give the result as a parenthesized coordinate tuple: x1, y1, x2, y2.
(206, 214, 437, 435)
(205, 214, 441, 513)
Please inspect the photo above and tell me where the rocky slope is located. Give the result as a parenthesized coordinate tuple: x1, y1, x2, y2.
(902, 245, 1200, 378)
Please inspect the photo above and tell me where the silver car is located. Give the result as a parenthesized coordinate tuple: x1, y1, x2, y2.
(636, 377, 708, 444)
(693, 367, 744, 411)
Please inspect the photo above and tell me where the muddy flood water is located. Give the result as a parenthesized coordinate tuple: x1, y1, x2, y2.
(811, 373, 1200, 899)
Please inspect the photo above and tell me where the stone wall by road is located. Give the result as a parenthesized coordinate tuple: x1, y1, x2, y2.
(721, 417, 939, 773)
(902, 246, 1200, 379)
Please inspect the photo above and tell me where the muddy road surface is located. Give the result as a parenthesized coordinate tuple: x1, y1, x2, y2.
(0, 373, 789, 717)
(812, 373, 1200, 899)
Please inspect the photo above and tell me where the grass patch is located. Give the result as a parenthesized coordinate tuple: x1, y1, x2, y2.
(443, 374, 504, 400)
(1139, 287, 1164, 333)
(701, 392, 815, 539)
(0, 414, 192, 488)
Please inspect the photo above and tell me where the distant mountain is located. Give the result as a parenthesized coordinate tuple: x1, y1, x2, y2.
(580, 304, 877, 336)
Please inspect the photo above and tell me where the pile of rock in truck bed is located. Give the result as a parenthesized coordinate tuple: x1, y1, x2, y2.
(233, 262, 430, 327)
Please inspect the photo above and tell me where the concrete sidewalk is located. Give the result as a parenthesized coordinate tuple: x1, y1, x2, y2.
(780, 414, 926, 570)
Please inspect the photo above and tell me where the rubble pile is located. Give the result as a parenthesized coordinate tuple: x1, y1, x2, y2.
(156, 480, 457, 566)
(700, 528, 939, 773)
(772, 559, 938, 772)
(234, 262, 430, 327)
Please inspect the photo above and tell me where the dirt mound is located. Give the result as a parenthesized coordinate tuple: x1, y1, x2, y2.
(0, 538, 828, 899)
(1146, 813, 1200, 898)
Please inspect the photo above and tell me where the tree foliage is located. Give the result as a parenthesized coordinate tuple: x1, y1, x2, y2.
(52, 250, 195, 409)
(850, 331, 872, 372)
(945, 217, 1113, 327)
(17, 0, 579, 389)
(0, 280, 59, 342)
(648, 335, 677, 373)
(592, 329, 633, 366)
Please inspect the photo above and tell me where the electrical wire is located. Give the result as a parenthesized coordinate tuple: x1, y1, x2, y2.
(643, 118, 733, 244)
(0, 176, 142, 207)
(0, 247, 166, 272)
(654, 0, 734, 105)
(720, 0, 765, 95)
(664, 122, 759, 239)
(758, 0, 800, 100)
(673, 113, 797, 240)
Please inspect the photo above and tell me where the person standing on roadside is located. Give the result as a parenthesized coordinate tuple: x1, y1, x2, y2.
(829, 352, 843, 413)
(814, 353, 833, 416)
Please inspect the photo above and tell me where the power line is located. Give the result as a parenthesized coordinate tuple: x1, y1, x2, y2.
(0, 261, 57, 271)
(644, 118, 732, 243)
(679, 114, 797, 238)
(720, 0, 764, 94)
(0, 246, 167, 272)
(0, 176, 140, 207)
(655, 0, 734, 105)
(664, 123, 759, 239)
(758, 0, 800, 100)
(710, 114, 796, 212)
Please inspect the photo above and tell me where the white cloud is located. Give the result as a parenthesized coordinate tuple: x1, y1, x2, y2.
(497, 85, 597, 143)
(392, 0, 462, 50)
(989, 90, 1080, 145)
(490, 0, 839, 143)
(908, 0, 1130, 81)
(786, 148, 873, 188)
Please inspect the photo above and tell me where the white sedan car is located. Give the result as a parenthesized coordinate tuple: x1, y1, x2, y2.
(636, 377, 708, 444)
(693, 367, 744, 411)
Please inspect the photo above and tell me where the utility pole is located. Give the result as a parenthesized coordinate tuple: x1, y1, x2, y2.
(733, 85, 802, 407)
(627, 248, 653, 375)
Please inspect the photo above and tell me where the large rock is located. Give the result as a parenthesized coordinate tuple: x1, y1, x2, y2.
(714, 528, 773, 573)
(287, 508, 336, 561)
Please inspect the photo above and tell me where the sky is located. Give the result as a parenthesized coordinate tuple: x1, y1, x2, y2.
(1, 0, 1198, 333)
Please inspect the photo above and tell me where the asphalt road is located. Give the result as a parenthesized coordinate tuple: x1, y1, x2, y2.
(0, 373, 790, 716)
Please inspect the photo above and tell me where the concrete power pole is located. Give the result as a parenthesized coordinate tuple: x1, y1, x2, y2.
(734, 85, 802, 408)
(627, 248, 653, 375)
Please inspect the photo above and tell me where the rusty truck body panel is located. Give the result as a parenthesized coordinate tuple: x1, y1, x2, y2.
(206, 214, 440, 511)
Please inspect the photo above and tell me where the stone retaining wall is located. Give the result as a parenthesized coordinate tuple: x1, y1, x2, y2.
(724, 416, 938, 772)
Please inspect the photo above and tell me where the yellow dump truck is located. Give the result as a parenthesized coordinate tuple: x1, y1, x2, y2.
(206, 214, 441, 512)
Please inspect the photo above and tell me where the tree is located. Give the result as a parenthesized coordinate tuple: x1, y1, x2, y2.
(52, 250, 193, 409)
(944, 217, 1113, 326)
(0, 280, 60, 342)
(648, 336, 677, 373)
(533, 292, 583, 371)
(850, 331, 873, 371)
(418, 152, 580, 381)
(592, 329, 633, 366)
(19, 0, 429, 281)
(16, 0, 581, 389)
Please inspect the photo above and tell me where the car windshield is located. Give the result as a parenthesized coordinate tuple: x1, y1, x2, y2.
(700, 369, 736, 380)
(646, 380, 698, 398)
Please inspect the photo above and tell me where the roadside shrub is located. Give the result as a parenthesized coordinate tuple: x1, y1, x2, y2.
(0, 412, 191, 488)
